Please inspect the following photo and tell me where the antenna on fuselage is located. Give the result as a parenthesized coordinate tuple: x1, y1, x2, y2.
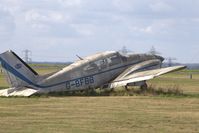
(76, 55, 84, 60)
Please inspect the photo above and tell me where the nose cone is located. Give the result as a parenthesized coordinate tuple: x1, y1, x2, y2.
(155, 55, 164, 62)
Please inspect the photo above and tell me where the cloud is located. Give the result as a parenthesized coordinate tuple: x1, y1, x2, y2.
(24, 9, 80, 37)
(0, 0, 199, 63)
(58, 0, 82, 7)
(0, 5, 16, 40)
(25, 10, 66, 24)
(0, 0, 22, 14)
(149, 1, 174, 13)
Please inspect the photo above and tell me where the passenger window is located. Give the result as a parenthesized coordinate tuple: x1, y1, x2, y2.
(95, 59, 107, 70)
(129, 55, 140, 63)
(120, 55, 127, 62)
(107, 54, 122, 66)
(84, 63, 98, 73)
(84, 59, 108, 73)
(100, 59, 107, 69)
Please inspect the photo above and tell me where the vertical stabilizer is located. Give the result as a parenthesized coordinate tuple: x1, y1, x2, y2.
(0, 50, 38, 88)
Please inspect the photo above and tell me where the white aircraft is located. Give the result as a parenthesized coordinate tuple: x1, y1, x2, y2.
(0, 50, 186, 97)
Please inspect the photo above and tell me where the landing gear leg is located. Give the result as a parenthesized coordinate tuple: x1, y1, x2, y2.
(140, 83, 148, 91)
(125, 85, 129, 91)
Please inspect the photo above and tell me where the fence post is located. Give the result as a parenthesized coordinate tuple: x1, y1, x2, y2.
(190, 74, 193, 79)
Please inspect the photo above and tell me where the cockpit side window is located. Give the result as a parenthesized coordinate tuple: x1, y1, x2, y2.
(107, 54, 122, 66)
(95, 59, 107, 70)
(84, 63, 98, 73)
(120, 55, 127, 62)
(84, 59, 108, 73)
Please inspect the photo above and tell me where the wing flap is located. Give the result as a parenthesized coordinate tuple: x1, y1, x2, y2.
(0, 87, 38, 97)
(110, 66, 186, 88)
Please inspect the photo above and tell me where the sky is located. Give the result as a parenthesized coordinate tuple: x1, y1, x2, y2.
(0, 0, 199, 63)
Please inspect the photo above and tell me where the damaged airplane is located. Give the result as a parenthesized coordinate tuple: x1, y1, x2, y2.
(0, 50, 186, 96)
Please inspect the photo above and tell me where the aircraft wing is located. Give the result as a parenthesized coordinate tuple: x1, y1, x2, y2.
(0, 87, 38, 97)
(109, 66, 186, 88)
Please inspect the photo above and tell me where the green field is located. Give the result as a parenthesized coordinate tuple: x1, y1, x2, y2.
(0, 65, 199, 133)
(149, 70, 199, 94)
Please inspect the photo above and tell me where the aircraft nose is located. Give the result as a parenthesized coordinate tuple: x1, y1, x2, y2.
(156, 55, 164, 62)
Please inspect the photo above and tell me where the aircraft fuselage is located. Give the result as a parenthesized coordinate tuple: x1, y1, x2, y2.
(37, 51, 163, 93)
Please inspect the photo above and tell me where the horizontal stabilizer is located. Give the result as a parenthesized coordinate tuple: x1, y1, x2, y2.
(0, 87, 38, 97)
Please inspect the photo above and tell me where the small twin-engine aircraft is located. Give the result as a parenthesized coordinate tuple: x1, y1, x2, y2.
(0, 50, 186, 97)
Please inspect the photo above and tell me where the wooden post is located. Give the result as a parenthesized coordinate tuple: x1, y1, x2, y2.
(190, 74, 193, 79)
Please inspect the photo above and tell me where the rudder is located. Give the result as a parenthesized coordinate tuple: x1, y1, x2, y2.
(0, 50, 38, 88)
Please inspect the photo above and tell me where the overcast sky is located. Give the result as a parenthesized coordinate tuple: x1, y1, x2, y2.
(0, 0, 199, 63)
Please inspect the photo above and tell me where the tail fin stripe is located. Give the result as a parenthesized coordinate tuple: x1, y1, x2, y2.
(0, 57, 63, 88)
(0, 57, 37, 87)
(11, 51, 38, 75)
(0, 57, 67, 89)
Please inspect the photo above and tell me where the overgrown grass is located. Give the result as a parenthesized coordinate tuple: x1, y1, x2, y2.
(110, 85, 183, 96)
(33, 85, 189, 98)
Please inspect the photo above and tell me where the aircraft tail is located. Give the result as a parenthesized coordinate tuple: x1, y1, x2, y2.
(0, 50, 38, 88)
